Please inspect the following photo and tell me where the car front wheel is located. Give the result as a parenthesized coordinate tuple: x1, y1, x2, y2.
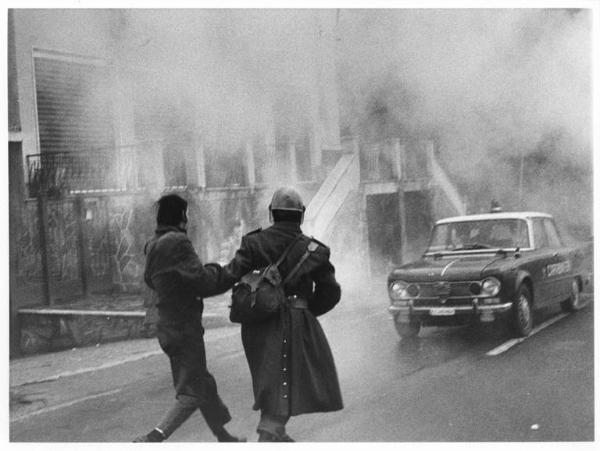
(561, 279, 582, 312)
(394, 318, 420, 339)
(512, 284, 533, 337)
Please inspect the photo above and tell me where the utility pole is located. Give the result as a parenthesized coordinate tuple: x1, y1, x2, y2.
(518, 150, 525, 210)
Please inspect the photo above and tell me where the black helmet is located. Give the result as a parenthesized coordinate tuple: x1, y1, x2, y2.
(269, 187, 305, 212)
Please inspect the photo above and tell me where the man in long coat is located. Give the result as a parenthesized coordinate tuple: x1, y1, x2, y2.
(135, 194, 244, 442)
(222, 186, 343, 442)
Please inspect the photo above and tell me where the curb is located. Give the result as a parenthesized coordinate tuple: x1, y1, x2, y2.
(13, 349, 164, 387)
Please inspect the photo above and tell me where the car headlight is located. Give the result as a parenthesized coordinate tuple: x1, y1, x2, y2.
(389, 280, 419, 300)
(481, 277, 501, 296)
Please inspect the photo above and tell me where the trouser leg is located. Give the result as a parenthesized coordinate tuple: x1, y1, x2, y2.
(195, 372, 232, 436)
(155, 396, 198, 438)
(170, 342, 231, 437)
(257, 412, 289, 437)
(156, 326, 233, 440)
(154, 393, 235, 441)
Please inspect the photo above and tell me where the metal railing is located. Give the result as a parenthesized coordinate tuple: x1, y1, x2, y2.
(27, 145, 142, 198)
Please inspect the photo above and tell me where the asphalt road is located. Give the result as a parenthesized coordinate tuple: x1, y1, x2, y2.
(10, 288, 595, 442)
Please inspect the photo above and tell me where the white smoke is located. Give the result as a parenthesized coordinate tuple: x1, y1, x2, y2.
(336, 9, 592, 235)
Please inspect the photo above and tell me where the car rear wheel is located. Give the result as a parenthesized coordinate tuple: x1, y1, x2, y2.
(394, 318, 420, 339)
(512, 284, 533, 337)
(561, 279, 582, 312)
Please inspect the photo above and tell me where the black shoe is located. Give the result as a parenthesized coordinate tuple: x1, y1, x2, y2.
(133, 428, 165, 442)
(258, 430, 280, 442)
(215, 426, 247, 442)
(258, 430, 295, 442)
(218, 433, 247, 442)
(279, 433, 295, 442)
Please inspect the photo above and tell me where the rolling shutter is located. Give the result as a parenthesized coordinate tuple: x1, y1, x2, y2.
(34, 53, 114, 154)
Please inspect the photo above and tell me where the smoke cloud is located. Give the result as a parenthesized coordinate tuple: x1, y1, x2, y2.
(335, 9, 592, 237)
(116, 9, 325, 148)
(109, 8, 593, 238)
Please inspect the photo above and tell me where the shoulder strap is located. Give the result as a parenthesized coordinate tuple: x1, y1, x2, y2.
(273, 233, 303, 268)
(282, 238, 319, 286)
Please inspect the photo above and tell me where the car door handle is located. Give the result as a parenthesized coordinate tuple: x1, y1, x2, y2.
(553, 252, 559, 258)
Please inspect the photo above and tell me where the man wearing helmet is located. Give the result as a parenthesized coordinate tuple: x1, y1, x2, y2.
(222, 186, 343, 442)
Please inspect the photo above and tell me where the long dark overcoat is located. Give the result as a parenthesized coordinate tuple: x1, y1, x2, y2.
(223, 221, 343, 417)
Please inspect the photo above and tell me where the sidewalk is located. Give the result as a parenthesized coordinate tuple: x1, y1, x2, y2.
(10, 336, 162, 387)
(11, 293, 236, 388)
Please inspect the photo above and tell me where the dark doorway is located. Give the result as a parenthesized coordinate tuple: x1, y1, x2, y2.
(404, 191, 433, 261)
(366, 193, 402, 276)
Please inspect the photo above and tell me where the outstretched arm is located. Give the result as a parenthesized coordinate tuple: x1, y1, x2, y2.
(165, 234, 256, 297)
(170, 238, 229, 297)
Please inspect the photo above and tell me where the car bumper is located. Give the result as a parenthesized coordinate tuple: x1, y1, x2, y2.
(388, 301, 513, 323)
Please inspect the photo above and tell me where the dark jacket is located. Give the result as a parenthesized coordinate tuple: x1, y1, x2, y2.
(223, 221, 343, 417)
(143, 225, 233, 423)
(144, 225, 224, 325)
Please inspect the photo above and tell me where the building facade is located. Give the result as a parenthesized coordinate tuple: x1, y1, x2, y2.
(9, 9, 464, 355)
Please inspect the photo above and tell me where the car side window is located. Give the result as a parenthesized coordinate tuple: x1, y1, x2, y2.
(543, 219, 563, 248)
(515, 220, 530, 248)
(532, 219, 548, 249)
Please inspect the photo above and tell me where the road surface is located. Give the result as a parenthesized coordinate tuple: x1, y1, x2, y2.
(10, 286, 595, 442)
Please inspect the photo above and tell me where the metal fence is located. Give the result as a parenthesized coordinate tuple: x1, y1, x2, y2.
(26, 145, 142, 199)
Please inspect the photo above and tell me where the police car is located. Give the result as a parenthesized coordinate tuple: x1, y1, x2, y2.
(387, 209, 590, 338)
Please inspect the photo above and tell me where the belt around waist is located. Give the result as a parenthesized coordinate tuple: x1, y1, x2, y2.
(287, 295, 308, 309)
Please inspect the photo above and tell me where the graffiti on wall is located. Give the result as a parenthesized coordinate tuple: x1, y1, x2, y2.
(13, 190, 264, 301)
(14, 202, 43, 286)
(46, 200, 80, 283)
(83, 198, 112, 281)
(108, 196, 154, 290)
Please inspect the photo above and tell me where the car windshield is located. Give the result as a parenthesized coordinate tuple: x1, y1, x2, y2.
(426, 218, 530, 253)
